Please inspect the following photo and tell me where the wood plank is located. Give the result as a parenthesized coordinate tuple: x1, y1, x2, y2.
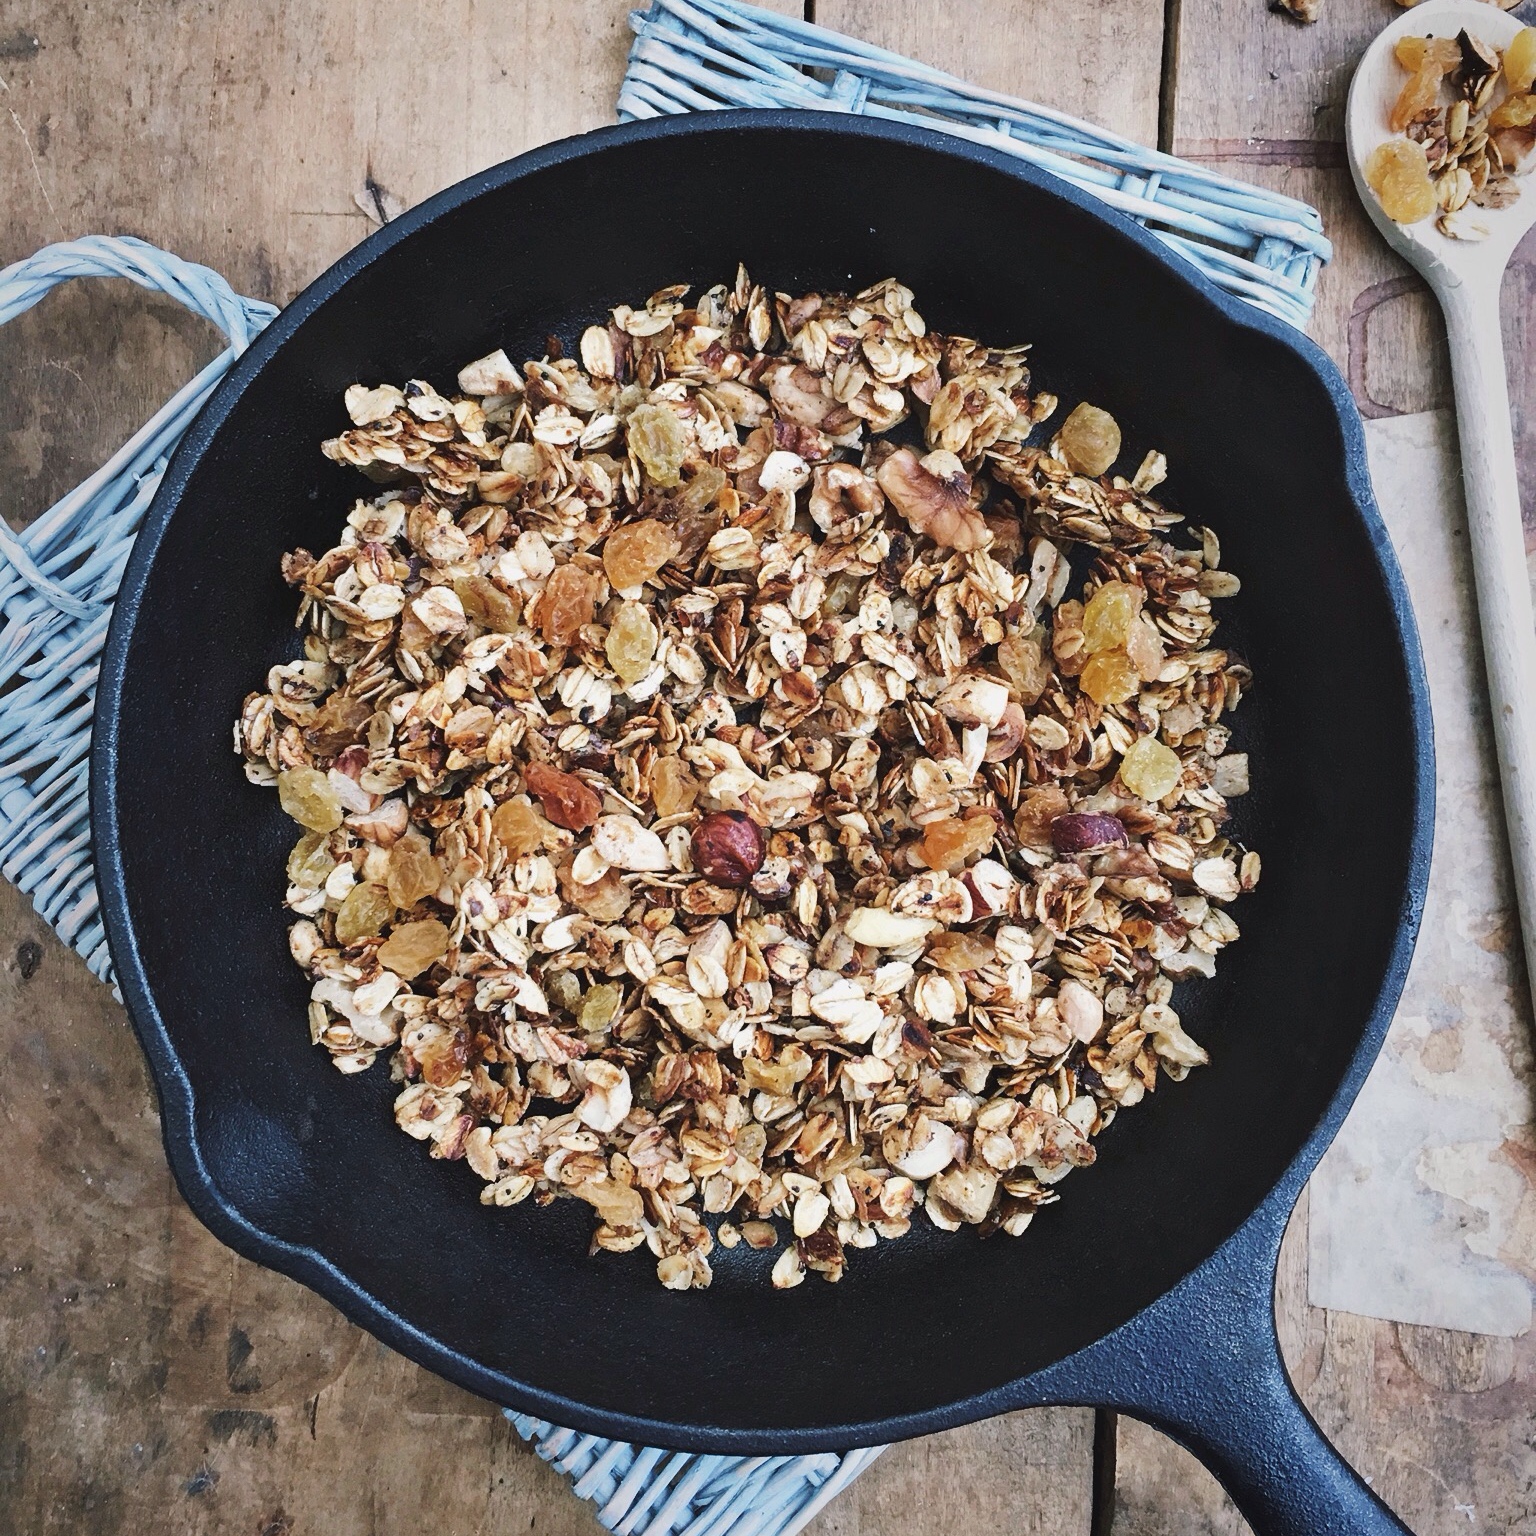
(0, 0, 647, 528)
(1167, 0, 1533, 519)
(0, 3, 1101, 1533)
(816, 0, 1165, 145)
(0, 872, 596, 1536)
(809, 1414, 1093, 1536)
(0, 0, 649, 299)
(1165, 0, 1384, 148)
(1113, 2, 1536, 1532)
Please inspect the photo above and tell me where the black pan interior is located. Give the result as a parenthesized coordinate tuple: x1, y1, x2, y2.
(94, 114, 1426, 1449)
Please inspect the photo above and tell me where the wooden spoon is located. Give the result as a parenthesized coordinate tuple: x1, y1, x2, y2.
(1348, 0, 1536, 1001)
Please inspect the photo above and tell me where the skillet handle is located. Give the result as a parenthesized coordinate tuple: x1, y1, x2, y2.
(1023, 1186, 1413, 1535)
(1117, 1333, 1409, 1536)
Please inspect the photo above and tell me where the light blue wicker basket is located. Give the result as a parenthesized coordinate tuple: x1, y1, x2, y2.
(0, 4, 1330, 1530)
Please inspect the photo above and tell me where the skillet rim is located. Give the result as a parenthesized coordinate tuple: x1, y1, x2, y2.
(90, 108, 1435, 1451)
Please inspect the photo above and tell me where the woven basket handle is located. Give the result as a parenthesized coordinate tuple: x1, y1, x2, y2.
(0, 235, 277, 619)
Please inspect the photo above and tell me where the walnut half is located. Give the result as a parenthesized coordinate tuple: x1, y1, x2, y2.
(875, 447, 990, 551)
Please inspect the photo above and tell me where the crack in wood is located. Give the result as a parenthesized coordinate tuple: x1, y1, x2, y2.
(1177, 137, 1345, 168)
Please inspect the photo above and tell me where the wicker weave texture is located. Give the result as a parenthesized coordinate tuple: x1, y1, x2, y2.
(510, 1416, 886, 1535)
(0, 229, 893, 1536)
(0, 236, 276, 983)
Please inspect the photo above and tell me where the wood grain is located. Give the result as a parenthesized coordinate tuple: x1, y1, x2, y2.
(0, 2, 1138, 1532)
(1164, 0, 1536, 536)
(811, 1414, 1092, 1536)
(813, 0, 1165, 144)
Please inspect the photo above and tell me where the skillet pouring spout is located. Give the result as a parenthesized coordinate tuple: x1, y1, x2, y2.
(92, 111, 1433, 1531)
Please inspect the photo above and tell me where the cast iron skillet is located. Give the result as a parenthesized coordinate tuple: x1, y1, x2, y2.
(92, 113, 1433, 1535)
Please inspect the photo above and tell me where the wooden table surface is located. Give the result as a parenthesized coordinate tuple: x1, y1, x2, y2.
(3, 2, 1534, 1531)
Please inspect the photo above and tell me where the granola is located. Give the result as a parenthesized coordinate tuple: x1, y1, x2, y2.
(235, 268, 1259, 1291)
(1366, 23, 1536, 238)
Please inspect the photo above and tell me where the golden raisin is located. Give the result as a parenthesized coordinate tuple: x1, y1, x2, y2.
(578, 983, 623, 1033)
(287, 831, 335, 887)
(925, 932, 995, 972)
(996, 629, 1052, 704)
(1079, 650, 1140, 705)
(1507, 27, 1536, 93)
(1057, 403, 1121, 477)
(540, 563, 596, 646)
(1490, 91, 1536, 130)
(1015, 785, 1071, 847)
(491, 795, 547, 854)
(1393, 35, 1461, 75)
(416, 1026, 469, 1088)
(1389, 63, 1443, 133)
(606, 600, 658, 684)
(277, 767, 343, 833)
(603, 519, 680, 590)
(303, 693, 372, 756)
(920, 812, 997, 872)
(524, 763, 602, 832)
(1364, 139, 1437, 223)
(1120, 736, 1183, 801)
(650, 755, 699, 817)
(545, 970, 582, 1015)
(386, 830, 442, 908)
(453, 574, 518, 633)
(335, 881, 393, 945)
(626, 402, 687, 487)
(1082, 581, 1141, 654)
(378, 917, 451, 979)
(678, 464, 727, 512)
(563, 866, 632, 921)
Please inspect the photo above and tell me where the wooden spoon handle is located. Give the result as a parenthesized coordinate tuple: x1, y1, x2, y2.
(1439, 276, 1536, 998)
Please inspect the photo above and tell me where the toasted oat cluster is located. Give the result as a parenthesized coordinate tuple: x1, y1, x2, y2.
(1366, 24, 1536, 238)
(235, 268, 1259, 1291)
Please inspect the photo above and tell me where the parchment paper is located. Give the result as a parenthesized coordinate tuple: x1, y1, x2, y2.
(1307, 409, 1536, 1338)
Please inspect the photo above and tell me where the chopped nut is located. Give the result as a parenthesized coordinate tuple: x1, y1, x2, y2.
(592, 814, 670, 872)
(844, 908, 940, 948)
(574, 1060, 633, 1134)
(876, 448, 989, 551)
(1051, 813, 1128, 854)
(457, 350, 523, 396)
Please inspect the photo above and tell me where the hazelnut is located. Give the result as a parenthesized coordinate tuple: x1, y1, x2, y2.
(690, 811, 766, 888)
(1050, 813, 1129, 854)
